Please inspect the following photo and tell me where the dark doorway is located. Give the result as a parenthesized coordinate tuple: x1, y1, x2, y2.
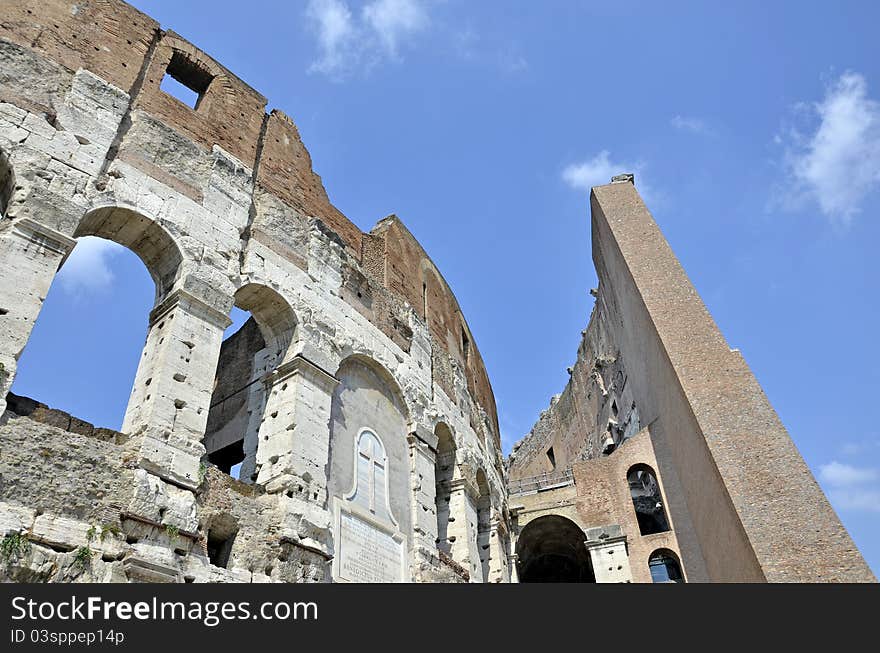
(516, 515, 594, 583)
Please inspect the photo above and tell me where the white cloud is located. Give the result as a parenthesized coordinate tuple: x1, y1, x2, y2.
(306, 0, 429, 77)
(777, 71, 880, 224)
(363, 0, 428, 56)
(671, 114, 709, 134)
(820, 461, 879, 486)
(561, 150, 658, 205)
(56, 237, 124, 298)
(819, 460, 880, 513)
(306, 0, 357, 76)
(562, 151, 637, 191)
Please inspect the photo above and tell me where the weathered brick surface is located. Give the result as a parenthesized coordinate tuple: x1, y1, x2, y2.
(0, 0, 158, 94)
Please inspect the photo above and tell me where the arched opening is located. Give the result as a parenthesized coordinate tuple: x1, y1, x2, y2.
(627, 464, 670, 535)
(9, 207, 183, 431)
(0, 148, 14, 217)
(75, 208, 182, 304)
(434, 423, 456, 555)
(475, 469, 491, 582)
(649, 549, 684, 583)
(516, 515, 595, 583)
(204, 284, 298, 481)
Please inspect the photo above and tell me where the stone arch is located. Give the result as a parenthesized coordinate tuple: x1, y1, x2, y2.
(434, 422, 457, 554)
(204, 283, 299, 479)
(233, 283, 298, 365)
(328, 355, 412, 545)
(627, 463, 670, 536)
(6, 204, 190, 436)
(515, 515, 595, 583)
(75, 206, 184, 303)
(648, 548, 684, 583)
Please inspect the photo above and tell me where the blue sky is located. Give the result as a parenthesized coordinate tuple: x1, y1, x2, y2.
(11, 1, 879, 575)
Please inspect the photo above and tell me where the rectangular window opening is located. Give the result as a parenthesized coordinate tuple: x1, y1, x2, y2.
(160, 51, 213, 110)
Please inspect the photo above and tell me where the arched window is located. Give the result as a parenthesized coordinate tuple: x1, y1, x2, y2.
(434, 423, 456, 555)
(649, 549, 683, 583)
(627, 464, 670, 535)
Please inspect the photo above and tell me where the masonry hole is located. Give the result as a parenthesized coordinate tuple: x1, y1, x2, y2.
(206, 516, 238, 569)
(1, 149, 14, 219)
(160, 51, 213, 110)
(461, 326, 470, 362)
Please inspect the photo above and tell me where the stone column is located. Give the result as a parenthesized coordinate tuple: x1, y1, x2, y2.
(0, 218, 76, 416)
(487, 515, 511, 583)
(509, 553, 520, 583)
(255, 354, 338, 498)
(584, 524, 633, 583)
(123, 288, 231, 489)
(446, 478, 475, 578)
(463, 486, 483, 582)
(407, 425, 439, 553)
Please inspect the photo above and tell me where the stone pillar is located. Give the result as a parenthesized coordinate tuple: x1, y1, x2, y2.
(255, 354, 338, 498)
(487, 515, 511, 583)
(123, 288, 231, 489)
(446, 478, 475, 578)
(509, 553, 520, 583)
(0, 219, 76, 416)
(463, 487, 483, 582)
(407, 425, 439, 553)
(584, 524, 633, 583)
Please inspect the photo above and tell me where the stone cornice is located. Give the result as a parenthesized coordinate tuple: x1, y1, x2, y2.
(13, 218, 78, 255)
(148, 288, 233, 330)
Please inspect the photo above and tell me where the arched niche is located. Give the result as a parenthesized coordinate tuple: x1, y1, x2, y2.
(516, 515, 595, 583)
(328, 356, 411, 542)
(627, 464, 670, 536)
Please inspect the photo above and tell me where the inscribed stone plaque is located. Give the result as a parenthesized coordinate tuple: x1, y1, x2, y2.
(337, 510, 404, 583)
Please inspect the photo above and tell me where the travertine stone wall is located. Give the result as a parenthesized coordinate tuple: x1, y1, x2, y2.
(0, 0, 507, 583)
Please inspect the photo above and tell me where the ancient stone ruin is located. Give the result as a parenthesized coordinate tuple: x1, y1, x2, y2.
(0, 0, 873, 583)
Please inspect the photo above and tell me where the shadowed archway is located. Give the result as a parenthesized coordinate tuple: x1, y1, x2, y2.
(516, 515, 595, 583)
